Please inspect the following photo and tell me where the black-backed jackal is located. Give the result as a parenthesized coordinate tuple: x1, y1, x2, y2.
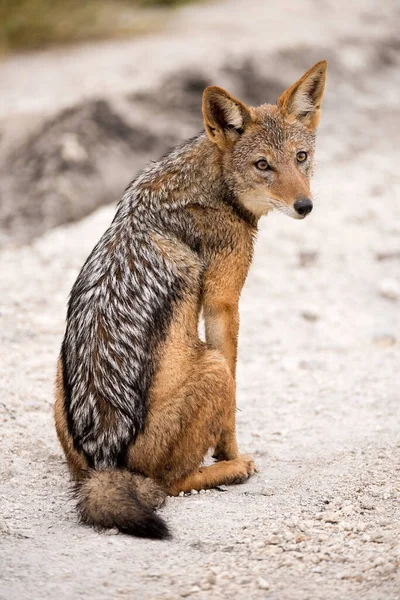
(55, 61, 327, 538)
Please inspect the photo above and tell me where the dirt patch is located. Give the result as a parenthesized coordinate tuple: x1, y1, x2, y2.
(0, 99, 177, 247)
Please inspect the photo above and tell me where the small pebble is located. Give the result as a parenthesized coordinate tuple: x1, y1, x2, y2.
(373, 334, 396, 347)
(265, 534, 280, 545)
(261, 486, 275, 496)
(301, 305, 320, 322)
(253, 541, 265, 551)
(0, 518, 10, 533)
(378, 279, 400, 301)
(257, 577, 270, 590)
(332, 496, 343, 506)
(323, 512, 340, 523)
(341, 504, 355, 516)
(302, 520, 314, 529)
(180, 585, 201, 597)
(179, 491, 185, 497)
(206, 573, 216, 585)
(371, 531, 390, 543)
(299, 359, 322, 371)
(190, 489, 198, 495)
(298, 250, 318, 267)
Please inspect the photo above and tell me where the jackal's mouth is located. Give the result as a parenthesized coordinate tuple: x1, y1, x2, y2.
(237, 193, 312, 221)
(269, 200, 302, 220)
(273, 200, 313, 220)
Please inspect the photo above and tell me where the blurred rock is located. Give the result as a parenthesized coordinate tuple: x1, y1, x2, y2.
(59, 133, 88, 164)
(301, 306, 321, 322)
(372, 334, 396, 347)
(298, 250, 319, 268)
(0, 100, 177, 248)
(378, 279, 400, 301)
(375, 250, 400, 261)
(299, 359, 323, 371)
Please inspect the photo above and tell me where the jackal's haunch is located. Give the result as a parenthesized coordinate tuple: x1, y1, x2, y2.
(55, 61, 327, 539)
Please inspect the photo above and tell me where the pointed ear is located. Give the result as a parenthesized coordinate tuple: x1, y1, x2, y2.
(202, 86, 252, 147)
(277, 61, 327, 130)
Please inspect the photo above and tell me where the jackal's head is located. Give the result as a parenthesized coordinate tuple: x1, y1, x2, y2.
(202, 61, 327, 219)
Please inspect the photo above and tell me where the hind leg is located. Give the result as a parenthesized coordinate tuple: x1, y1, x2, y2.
(128, 348, 255, 492)
(212, 404, 240, 461)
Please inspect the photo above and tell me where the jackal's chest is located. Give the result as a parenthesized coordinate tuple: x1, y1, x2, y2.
(186, 205, 255, 259)
(199, 217, 256, 301)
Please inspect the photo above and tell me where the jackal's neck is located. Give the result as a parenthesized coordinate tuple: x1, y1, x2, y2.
(123, 134, 226, 210)
(117, 133, 257, 229)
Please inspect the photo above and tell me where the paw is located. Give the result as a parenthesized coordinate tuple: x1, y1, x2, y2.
(239, 454, 256, 477)
(229, 455, 256, 484)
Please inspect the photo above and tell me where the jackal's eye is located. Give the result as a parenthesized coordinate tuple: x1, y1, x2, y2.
(296, 151, 308, 163)
(255, 159, 270, 171)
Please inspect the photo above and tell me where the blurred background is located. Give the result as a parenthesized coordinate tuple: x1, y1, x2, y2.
(1, 2, 400, 598)
(0, 0, 399, 248)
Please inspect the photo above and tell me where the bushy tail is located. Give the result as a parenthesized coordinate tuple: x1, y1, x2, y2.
(74, 470, 170, 539)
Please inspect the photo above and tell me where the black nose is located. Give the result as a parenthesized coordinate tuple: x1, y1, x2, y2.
(294, 198, 313, 216)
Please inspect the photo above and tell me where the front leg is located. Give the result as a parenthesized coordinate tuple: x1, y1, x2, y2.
(203, 300, 240, 460)
(203, 301, 239, 379)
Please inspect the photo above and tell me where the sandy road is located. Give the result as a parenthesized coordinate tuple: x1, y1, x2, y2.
(1, 0, 400, 598)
